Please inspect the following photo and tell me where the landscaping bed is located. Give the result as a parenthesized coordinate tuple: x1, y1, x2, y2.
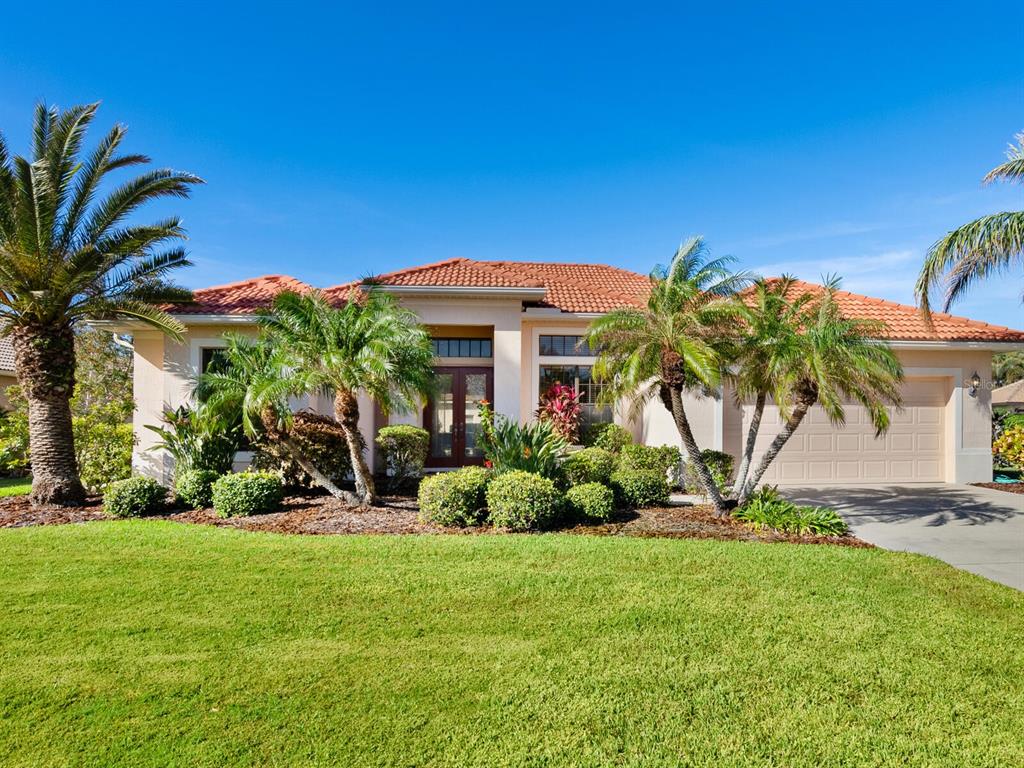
(0, 490, 867, 546)
(971, 482, 1024, 495)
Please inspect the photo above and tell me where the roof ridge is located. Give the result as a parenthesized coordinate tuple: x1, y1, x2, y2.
(191, 274, 310, 294)
(363, 256, 469, 285)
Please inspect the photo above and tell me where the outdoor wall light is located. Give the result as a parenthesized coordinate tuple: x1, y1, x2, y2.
(968, 371, 982, 397)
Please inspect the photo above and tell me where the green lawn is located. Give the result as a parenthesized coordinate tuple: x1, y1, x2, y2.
(0, 476, 30, 497)
(1, 523, 1021, 767)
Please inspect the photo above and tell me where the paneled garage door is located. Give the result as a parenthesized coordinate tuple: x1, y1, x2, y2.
(746, 377, 948, 485)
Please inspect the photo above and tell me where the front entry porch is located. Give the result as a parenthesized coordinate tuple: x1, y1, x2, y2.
(424, 366, 493, 468)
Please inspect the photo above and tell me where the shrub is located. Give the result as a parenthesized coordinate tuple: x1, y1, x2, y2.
(75, 419, 133, 492)
(103, 476, 168, 518)
(535, 383, 582, 444)
(211, 472, 284, 518)
(585, 423, 633, 453)
(994, 425, 1024, 469)
(417, 466, 490, 527)
(175, 469, 221, 509)
(375, 425, 430, 491)
(683, 449, 735, 495)
(619, 444, 682, 487)
(610, 469, 670, 509)
(479, 401, 566, 478)
(566, 482, 615, 522)
(145, 405, 242, 475)
(486, 470, 561, 531)
(562, 447, 616, 486)
(733, 486, 848, 536)
(252, 411, 351, 489)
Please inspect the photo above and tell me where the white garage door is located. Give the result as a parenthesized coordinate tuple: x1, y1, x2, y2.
(746, 377, 948, 485)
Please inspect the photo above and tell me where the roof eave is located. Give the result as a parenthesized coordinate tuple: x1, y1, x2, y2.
(370, 285, 548, 300)
(885, 339, 1024, 351)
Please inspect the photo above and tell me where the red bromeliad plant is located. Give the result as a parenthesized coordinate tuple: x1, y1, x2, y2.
(536, 383, 582, 444)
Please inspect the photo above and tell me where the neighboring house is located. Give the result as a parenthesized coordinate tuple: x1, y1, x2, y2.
(0, 337, 16, 410)
(992, 380, 1024, 412)
(125, 257, 1024, 485)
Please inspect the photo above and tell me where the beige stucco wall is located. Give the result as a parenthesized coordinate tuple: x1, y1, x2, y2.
(0, 373, 17, 410)
(642, 346, 996, 484)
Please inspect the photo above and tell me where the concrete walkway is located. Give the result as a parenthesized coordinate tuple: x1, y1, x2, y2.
(783, 484, 1024, 590)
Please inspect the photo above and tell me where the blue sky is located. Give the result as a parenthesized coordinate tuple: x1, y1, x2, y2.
(0, 2, 1021, 326)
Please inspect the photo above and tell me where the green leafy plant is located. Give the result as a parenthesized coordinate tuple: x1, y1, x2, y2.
(478, 401, 567, 478)
(562, 447, 616, 486)
(683, 449, 734, 495)
(609, 469, 670, 509)
(74, 418, 133, 493)
(376, 425, 430, 491)
(146, 405, 242, 475)
(103, 476, 167, 518)
(417, 466, 490, 527)
(618, 444, 682, 487)
(566, 482, 615, 522)
(584, 423, 633, 453)
(486, 470, 561, 531)
(733, 486, 848, 536)
(211, 472, 284, 518)
(174, 469, 221, 509)
(252, 411, 352, 490)
(994, 425, 1024, 469)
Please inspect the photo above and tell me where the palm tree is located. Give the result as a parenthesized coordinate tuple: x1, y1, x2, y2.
(260, 287, 435, 506)
(916, 133, 1024, 315)
(586, 238, 749, 516)
(738, 280, 904, 502)
(195, 333, 350, 498)
(728, 277, 816, 498)
(0, 103, 200, 505)
(993, 351, 1024, 386)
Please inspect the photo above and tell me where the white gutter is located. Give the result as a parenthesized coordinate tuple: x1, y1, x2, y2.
(885, 340, 1024, 352)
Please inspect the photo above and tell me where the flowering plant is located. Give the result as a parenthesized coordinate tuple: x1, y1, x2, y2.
(477, 400, 566, 478)
(536, 382, 582, 444)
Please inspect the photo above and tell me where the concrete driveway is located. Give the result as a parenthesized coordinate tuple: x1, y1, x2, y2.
(782, 484, 1024, 590)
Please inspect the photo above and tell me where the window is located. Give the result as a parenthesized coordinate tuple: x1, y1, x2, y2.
(431, 338, 493, 358)
(200, 347, 228, 373)
(539, 364, 612, 426)
(539, 335, 596, 357)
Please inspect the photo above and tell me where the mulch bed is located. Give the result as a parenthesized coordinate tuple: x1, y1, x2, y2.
(0, 491, 868, 547)
(971, 482, 1024, 495)
(0, 494, 108, 528)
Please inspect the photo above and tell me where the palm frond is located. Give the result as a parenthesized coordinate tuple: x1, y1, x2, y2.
(983, 133, 1024, 185)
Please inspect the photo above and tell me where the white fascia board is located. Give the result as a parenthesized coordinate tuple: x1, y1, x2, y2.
(523, 308, 604, 319)
(885, 340, 1024, 351)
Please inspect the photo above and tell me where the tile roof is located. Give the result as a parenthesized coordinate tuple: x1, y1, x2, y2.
(163, 260, 1024, 343)
(992, 380, 1024, 405)
(761, 278, 1024, 343)
(165, 275, 313, 315)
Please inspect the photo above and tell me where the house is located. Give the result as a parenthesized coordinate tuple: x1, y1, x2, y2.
(0, 337, 16, 410)
(992, 380, 1024, 412)
(128, 257, 1024, 485)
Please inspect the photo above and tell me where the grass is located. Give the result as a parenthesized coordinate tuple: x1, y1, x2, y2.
(0, 476, 30, 497)
(0, 523, 1022, 767)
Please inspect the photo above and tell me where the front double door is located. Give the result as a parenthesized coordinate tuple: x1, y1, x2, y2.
(424, 367, 493, 467)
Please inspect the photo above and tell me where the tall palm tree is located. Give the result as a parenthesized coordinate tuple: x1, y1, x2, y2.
(0, 103, 200, 505)
(586, 238, 749, 516)
(195, 333, 350, 498)
(260, 287, 435, 506)
(916, 133, 1024, 315)
(738, 281, 904, 502)
(993, 351, 1024, 386)
(728, 277, 816, 498)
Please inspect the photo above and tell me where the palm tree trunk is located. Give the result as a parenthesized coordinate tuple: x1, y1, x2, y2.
(334, 389, 375, 506)
(10, 324, 85, 506)
(667, 386, 730, 516)
(731, 391, 766, 499)
(739, 395, 815, 503)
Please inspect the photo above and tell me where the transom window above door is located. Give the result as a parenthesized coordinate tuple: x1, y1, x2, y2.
(538, 335, 596, 357)
(431, 338, 493, 358)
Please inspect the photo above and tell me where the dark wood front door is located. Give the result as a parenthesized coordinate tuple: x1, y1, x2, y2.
(424, 367, 493, 467)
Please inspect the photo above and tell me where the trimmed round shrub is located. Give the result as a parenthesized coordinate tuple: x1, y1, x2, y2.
(418, 466, 489, 527)
(211, 472, 284, 518)
(566, 482, 615, 522)
(610, 469, 670, 509)
(618, 444, 682, 487)
(683, 449, 735, 495)
(175, 469, 221, 509)
(562, 447, 616, 487)
(486, 470, 561, 531)
(103, 476, 168, 518)
(376, 425, 430, 491)
(586, 423, 633, 453)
